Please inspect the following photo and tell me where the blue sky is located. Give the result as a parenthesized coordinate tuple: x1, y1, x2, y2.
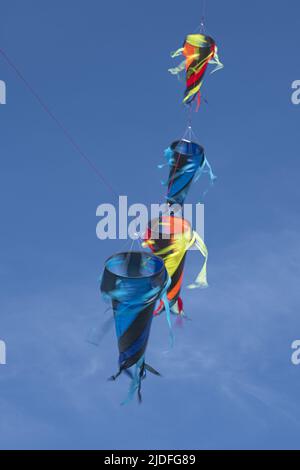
(1, 0, 300, 450)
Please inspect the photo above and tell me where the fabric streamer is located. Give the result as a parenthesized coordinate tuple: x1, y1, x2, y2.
(142, 216, 208, 317)
(168, 34, 223, 109)
(100, 251, 170, 403)
(162, 138, 216, 206)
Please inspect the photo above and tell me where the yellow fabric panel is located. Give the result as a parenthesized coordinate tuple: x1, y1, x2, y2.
(143, 226, 208, 288)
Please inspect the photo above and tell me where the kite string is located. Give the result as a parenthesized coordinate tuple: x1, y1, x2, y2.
(201, 0, 207, 32)
(0, 47, 119, 200)
(193, 0, 207, 33)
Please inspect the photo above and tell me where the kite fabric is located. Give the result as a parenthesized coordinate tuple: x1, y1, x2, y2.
(162, 138, 216, 206)
(142, 216, 208, 317)
(168, 34, 223, 108)
(100, 251, 170, 403)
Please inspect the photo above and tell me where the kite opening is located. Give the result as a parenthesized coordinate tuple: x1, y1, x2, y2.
(105, 252, 165, 279)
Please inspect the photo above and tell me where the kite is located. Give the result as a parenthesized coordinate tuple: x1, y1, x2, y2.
(168, 34, 223, 108)
(142, 216, 208, 317)
(95, 22, 223, 404)
(100, 251, 170, 403)
(163, 138, 216, 206)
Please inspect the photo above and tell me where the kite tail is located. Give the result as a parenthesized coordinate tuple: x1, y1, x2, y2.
(120, 358, 161, 405)
(161, 280, 174, 347)
(177, 296, 184, 314)
(121, 356, 145, 405)
(144, 363, 161, 376)
(153, 299, 165, 316)
(168, 47, 185, 75)
(168, 60, 186, 76)
(174, 297, 184, 327)
(151, 278, 174, 346)
(137, 363, 161, 403)
(196, 90, 201, 111)
(187, 232, 209, 289)
(209, 48, 224, 74)
(108, 367, 123, 382)
(193, 156, 216, 185)
(204, 157, 217, 182)
(192, 156, 217, 199)
(170, 47, 184, 58)
(170, 296, 184, 315)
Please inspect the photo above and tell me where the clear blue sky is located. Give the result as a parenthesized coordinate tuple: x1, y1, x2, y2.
(1, 0, 300, 450)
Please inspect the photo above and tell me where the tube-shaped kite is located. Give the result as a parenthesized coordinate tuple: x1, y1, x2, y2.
(142, 216, 208, 316)
(169, 34, 223, 108)
(164, 139, 215, 206)
(100, 251, 170, 402)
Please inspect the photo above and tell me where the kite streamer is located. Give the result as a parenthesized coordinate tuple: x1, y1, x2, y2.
(169, 34, 223, 108)
(100, 251, 170, 403)
(162, 138, 216, 206)
(142, 216, 208, 316)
